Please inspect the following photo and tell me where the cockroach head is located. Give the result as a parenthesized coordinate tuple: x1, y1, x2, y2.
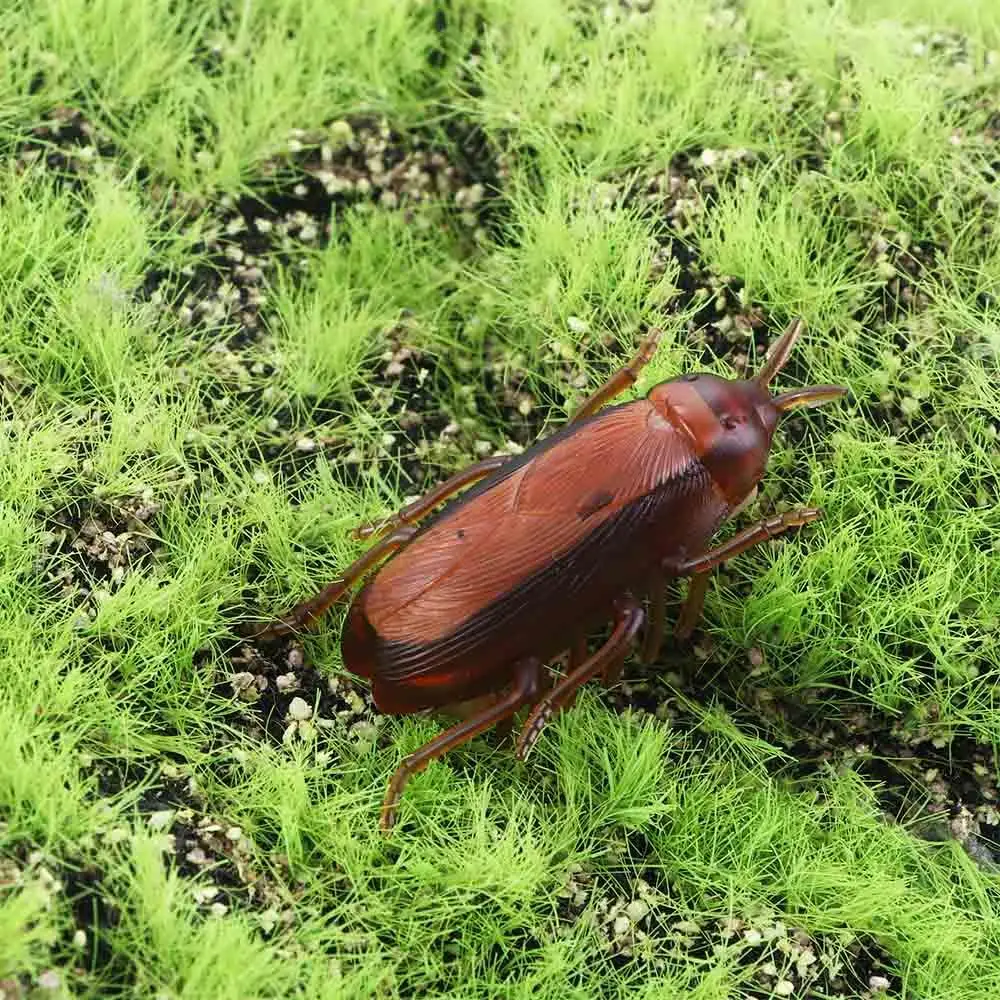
(646, 317, 847, 506)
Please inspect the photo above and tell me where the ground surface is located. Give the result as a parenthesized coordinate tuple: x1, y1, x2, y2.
(1, 1, 999, 997)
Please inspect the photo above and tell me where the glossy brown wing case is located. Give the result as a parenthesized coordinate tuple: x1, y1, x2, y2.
(342, 397, 730, 712)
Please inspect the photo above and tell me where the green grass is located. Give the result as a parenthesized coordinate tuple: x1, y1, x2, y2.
(1, 0, 1000, 997)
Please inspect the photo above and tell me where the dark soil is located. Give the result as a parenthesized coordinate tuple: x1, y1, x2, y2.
(16, 105, 126, 190)
(141, 113, 506, 354)
(0, 838, 125, 992)
(37, 490, 163, 615)
(558, 852, 898, 998)
(217, 635, 382, 758)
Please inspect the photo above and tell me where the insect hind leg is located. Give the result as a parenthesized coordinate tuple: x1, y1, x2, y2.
(353, 455, 508, 542)
(243, 525, 418, 641)
(514, 595, 644, 761)
(380, 657, 544, 833)
(570, 328, 664, 423)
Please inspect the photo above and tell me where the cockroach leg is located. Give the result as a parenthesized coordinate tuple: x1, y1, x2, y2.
(674, 570, 711, 641)
(493, 715, 516, 745)
(639, 574, 667, 664)
(353, 456, 509, 541)
(515, 596, 645, 761)
(556, 636, 593, 712)
(570, 328, 664, 423)
(669, 488, 757, 644)
(676, 508, 825, 577)
(380, 657, 544, 833)
(444, 693, 516, 744)
(244, 525, 419, 641)
(600, 648, 629, 688)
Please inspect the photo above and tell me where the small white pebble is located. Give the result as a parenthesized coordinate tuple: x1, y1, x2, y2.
(288, 697, 312, 721)
(193, 885, 220, 904)
(774, 979, 795, 996)
(566, 315, 589, 335)
(295, 437, 316, 453)
(147, 810, 175, 832)
(351, 720, 378, 743)
(625, 899, 649, 922)
(225, 826, 243, 842)
(869, 975, 891, 991)
(612, 915, 631, 936)
(37, 970, 61, 990)
(73, 929, 87, 948)
(743, 927, 763, 945)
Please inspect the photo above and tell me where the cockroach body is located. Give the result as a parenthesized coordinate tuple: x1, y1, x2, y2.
(249, 319, 847, 831)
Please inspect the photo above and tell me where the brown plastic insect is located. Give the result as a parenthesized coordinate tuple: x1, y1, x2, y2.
(248, 318, 846, 831)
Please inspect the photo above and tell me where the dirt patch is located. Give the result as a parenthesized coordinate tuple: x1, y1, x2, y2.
(37, 490, 162, 615)
(219, 636, 381, 757)
(15, 105, 124, 189)
(134, 767, 290, 930)
(93, 756, 294, 936)
(557, 850, 898, 997)
(143, 114, 505, 351)
(0, 836, 124, 993)
(247, 319, 471, 496)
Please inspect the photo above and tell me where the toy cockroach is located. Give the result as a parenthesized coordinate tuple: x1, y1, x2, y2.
(249, 318, 846, 831)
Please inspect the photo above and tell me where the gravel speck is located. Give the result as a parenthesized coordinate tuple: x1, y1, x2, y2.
(287, 697, 312, 721)
(37, 970, 61, 991)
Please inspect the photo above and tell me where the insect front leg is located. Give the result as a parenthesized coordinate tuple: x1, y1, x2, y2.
(672, 508, 825, 582)
(515, 595, 645, 761)
(243, 525, 418, 641)
(674, 571, 711, 641)
(380, 657, 544, 833)
(669, 486, 760, 643)
(353, 455, 509, 541)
